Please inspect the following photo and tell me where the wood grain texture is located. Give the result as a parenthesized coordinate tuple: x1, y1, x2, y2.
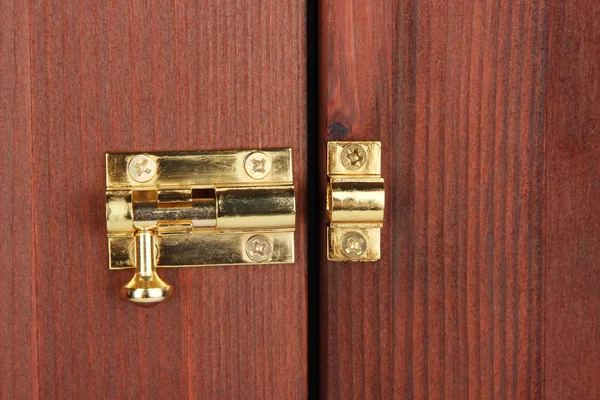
(5, 0, 307, 398)
(0, 0, 36, 398)
(320, 0, 547, 398)
(544, 1, 600, 398)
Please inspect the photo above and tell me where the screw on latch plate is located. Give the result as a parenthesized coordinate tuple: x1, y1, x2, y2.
(128, 154, 156, 183)
(244, 151, 272, 179)
(245, 235, 273, 262)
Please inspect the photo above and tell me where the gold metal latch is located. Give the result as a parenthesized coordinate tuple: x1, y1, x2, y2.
(106, 149, 295, 306)
(327, 141, 384, 261)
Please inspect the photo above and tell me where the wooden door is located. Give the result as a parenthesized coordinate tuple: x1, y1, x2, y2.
(3, 0, 600, 399)
(319, 0, 600, 399)
(1, 1, 307, 398)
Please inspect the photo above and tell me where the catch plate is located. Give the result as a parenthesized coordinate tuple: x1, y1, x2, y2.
(327, 142, 384, 262)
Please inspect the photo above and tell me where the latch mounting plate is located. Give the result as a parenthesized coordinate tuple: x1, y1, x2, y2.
(106, 148, 295, 270)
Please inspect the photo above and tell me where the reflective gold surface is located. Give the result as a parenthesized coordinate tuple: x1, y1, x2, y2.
(119, 230, 172, 307)
(106, 149, 293, 189)
(108, 231, 294, 269)
(327, 141, 381, 176)
(216, 186, 295, 231)
(106, 148, 296, 306)
(329, 178, 385, 223)
(327, 142, 384, 262)
(328, 225, 381, 261)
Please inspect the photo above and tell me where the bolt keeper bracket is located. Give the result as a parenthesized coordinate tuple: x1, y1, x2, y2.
(327, 141, 385, 261)
(105, 149, 295, 306)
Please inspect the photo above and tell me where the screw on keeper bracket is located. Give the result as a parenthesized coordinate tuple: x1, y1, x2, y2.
(340, 144, 367, 170)
(341, 231, 367, 259)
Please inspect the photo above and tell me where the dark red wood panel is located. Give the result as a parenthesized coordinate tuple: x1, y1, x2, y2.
(545, 1, 600, 398)
(320, 0, 547, 398)
(0, 0, 36, 398)
(4, 0, 307, 398)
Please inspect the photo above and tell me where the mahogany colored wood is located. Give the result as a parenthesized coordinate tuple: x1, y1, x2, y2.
(0, 1, 36, 398)
(3, 0, 307, 398)
(544, 1, 600, 398)
(319, 0, 593, 398)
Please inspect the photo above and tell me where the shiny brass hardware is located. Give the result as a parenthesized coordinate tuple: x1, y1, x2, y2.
(327, 141, 384, 261)
(106, 149, 295, 306)
(120, 229, 172, 306)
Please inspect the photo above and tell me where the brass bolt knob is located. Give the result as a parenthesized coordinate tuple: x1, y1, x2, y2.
(119, 229, 172, 307)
